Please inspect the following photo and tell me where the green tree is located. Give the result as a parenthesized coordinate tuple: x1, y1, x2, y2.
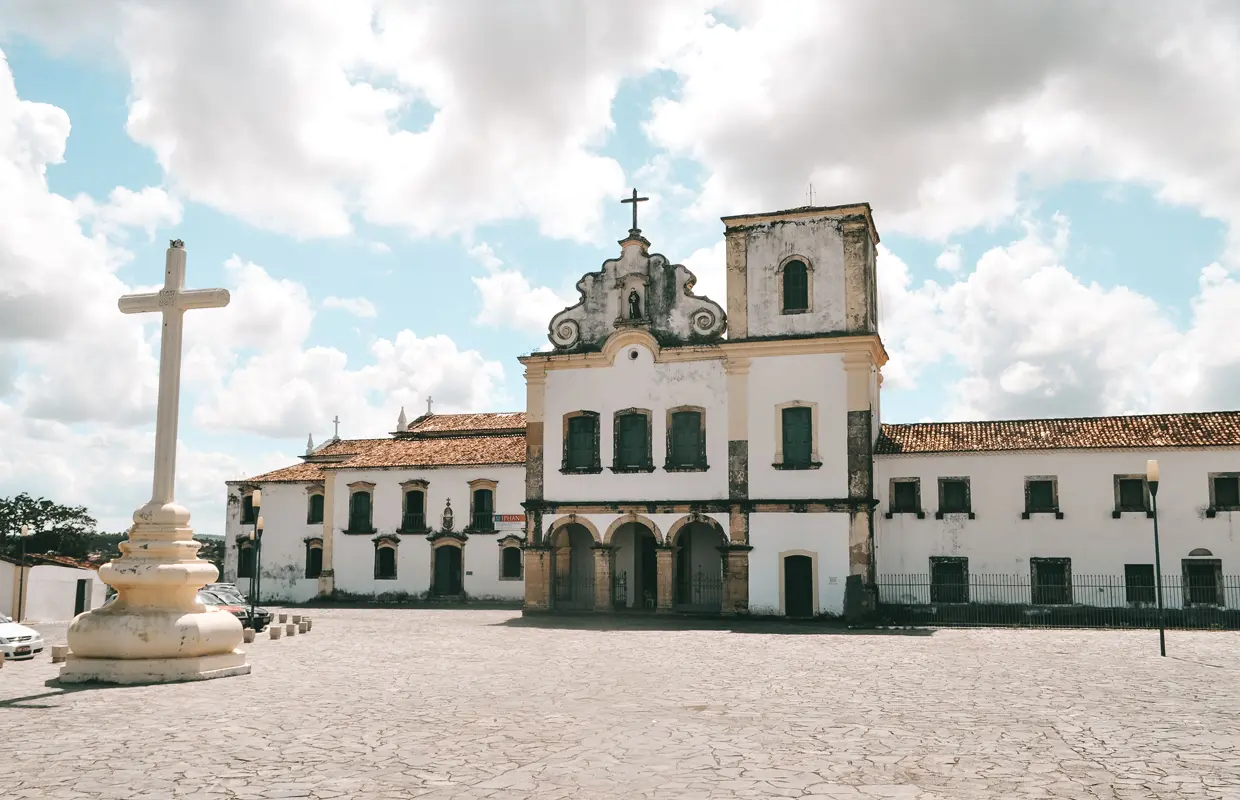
(0, 492, 99, 560)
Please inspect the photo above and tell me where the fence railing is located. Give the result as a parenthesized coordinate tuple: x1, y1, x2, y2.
(553, 571, 596, 610)
(877, 573, 1240, 629)
(675, 568, 723, 611)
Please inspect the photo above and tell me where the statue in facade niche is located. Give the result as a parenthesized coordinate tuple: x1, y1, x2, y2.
(442, 498, 454, 531)
(628, 289, 642, 320)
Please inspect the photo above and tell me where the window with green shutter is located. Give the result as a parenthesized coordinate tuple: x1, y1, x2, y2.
(307, 493, 324, 525)
(668, 410, 704, 469)
(781, 406, 813, 467)
(614, 412, 650, 470)
(782, 260, 809, 312)
(349, 490, 372, 532)
(565, 413, 599, 471)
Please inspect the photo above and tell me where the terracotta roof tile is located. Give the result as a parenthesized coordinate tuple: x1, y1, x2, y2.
(328, 434, 525, 470)
(877, 411, 1240, 455)
(406, 412, 526, 435)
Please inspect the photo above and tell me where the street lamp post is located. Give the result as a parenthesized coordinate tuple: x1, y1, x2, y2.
(17, 524, 29, 622)
(249, 490, 263, 623)
(1147, 459, 1166, 657)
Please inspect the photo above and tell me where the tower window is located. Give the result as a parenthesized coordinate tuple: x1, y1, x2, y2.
(781, 259, 810, 313)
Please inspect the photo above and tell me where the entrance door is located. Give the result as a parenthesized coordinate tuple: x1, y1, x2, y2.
(639, 535, 658, 609)
(784, 555, 814, 618)
(434, 547, 463, 595)
(74, 579, 90, 615)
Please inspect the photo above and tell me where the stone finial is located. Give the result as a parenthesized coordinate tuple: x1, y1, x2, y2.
(442, 498, 454, 531)
(169, 239, 185, 249)
(305, 433, 315, 455)
(397, 406, 408, 431)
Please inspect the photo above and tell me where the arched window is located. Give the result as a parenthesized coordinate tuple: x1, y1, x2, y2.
(237, 541, 255, 579)
(307, 493, 325, 525)
(375, 540, 398, 580)
(562, 411, 601, 472)
(400, 480, 428, 531)
(347, 482, 375, 533)
(501, 546, 523, 579)
(781, 259, 810, 313)
(613, 409, 653, 472)
(666, 407, 706, 471)
(305, 539, 323, 579)
(470, 483, 495, 531)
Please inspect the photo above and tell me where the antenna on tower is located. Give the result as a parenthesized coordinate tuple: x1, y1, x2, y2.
(806, 182, 815, 206)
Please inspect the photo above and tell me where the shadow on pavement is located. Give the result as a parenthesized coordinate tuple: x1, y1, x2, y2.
(495, 613, 934, 636)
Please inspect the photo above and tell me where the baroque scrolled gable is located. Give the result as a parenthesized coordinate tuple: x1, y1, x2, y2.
(547, 235, 727, 351)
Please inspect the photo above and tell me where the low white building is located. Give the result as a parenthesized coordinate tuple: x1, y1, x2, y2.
(224, 413, 528, 604)
(1, 554, 107, 622)
(224, 199, 1240, 620)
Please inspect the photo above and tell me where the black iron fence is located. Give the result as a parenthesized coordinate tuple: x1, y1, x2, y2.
(675, 568, 723, 611)
(554, 571, 596, 610)
(878, 573, 1240, 629)
(612, 571, 628, 609)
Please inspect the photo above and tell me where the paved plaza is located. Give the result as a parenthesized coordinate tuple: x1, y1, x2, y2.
(3, 609, 1238, 799)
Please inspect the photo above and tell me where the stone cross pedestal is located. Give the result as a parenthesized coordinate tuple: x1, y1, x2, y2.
(59, 240, 250, 685)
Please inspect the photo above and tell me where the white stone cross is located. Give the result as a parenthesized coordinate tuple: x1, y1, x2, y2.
(118, 240, 229, 507)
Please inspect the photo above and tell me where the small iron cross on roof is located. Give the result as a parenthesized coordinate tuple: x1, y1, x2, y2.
(621, 187, 648, 232)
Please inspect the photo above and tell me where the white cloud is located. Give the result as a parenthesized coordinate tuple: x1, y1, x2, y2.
(322, 295, 378, 318)
(879, 214, 1240, 421)
(935, 245, 963, 274)
(681, 240, 727, 312)
(648, 1, 1240, 258)
(2, 0, 714, 244)
(75, 185, 183, 241)
(469, 240, 575, 337)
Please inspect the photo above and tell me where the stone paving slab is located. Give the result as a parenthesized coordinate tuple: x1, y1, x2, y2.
(2, 610, 1238, 799)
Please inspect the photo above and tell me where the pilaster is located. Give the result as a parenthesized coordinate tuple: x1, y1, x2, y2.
(723, 546, 753, 615)
(724, 229, 748, 338)
(319, 471, 337, 596)
(842, 351, 875, 580)
(522, 546, 552, 611)
(525, 365, 547, 503)
(842, 220, 875, 333)
(725, 356, 750, 500)
(655, 547, 674, 613)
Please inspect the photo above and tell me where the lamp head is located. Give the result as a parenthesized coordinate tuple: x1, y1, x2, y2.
(1146, 459, 1160, 495)
(20, 523, 29, 537)
(252, 489, 262, 510)
(256, 516, 265, 534)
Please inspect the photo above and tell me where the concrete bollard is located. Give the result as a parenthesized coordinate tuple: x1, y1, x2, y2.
(270, 625, 283, 639)
(291, 614, 302, 624)
(243, 628, 255, 643)
(286, 623, 296, 636)
(304, 618, 312, 631)
(298, 621, 308, 634)
(278, 613, 288, 623)
(51, 644, 70, 664)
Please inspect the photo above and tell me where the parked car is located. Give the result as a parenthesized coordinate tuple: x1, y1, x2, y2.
(0, 613, 45, 661)
(101, 589, 269, 632)
(203, 584, 272, 632)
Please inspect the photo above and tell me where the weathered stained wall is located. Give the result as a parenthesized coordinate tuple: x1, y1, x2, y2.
(226, 482, 323, 604)
(875, 448, 1240, 585)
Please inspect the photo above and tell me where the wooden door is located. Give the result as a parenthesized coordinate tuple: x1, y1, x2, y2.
(784, 555, 814, 618)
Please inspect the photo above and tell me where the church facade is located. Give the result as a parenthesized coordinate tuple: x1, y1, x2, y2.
(223, 201, 1240, 618)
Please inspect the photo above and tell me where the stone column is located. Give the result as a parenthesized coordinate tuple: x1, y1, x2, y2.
(723, 545, 753, 615)
(592, 545, 613, 611)
(843, 350, 876, 582)
(656, 547, 674, 613)
(724, 228, 748, 338)
(522, 546, 552, 612)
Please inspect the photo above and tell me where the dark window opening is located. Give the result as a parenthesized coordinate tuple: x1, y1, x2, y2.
(241, 494, 256, 525)
(1184, 560, 1221, 605)
(1214, 476, 1240, 509)
(306, 546, 323, 579)
(348, 491, 373, 532)
(1118, 478, 1147, 512)
(501, 547, 522, 579)
(307, 493, 324, 525)
(939, 479, 970, 514)
(891, 480, 920, 513)
(1031, 558, 1071, 605)
(782, 260, 809, 312)
(375, 547, 397, 580)
(930, 557, 968, 603)
(472, 488, 495, 530)
(1026, 480, 1056, 513)
(668, 411, 705, 468)
(237, 545, 255, 579)
(781, 406, 813, 467)
(402, 490, 425, 531)
(1124, 563, 1155, 604)
(565, 414, 599, 471)
(615, 413, 650, 469)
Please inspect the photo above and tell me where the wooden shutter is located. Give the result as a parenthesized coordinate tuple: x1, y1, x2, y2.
(783, 261, 809, 311)
(617, 414, 647, 467)
(350, 491, 372, 530)
(670, 411, 702, 466)
(781, 407, 812, 466)
(568, 415, 596, 469)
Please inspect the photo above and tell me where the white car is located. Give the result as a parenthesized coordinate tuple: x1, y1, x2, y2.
(0, 613, 45, 661)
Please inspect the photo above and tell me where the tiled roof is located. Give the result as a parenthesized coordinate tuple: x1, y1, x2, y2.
(326, 434, 525, 470)
(877, 411, 1240, 455)
(406, 412, 526, 435)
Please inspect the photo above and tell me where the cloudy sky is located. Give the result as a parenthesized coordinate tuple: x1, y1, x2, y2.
(1, 0, 1238, 535)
